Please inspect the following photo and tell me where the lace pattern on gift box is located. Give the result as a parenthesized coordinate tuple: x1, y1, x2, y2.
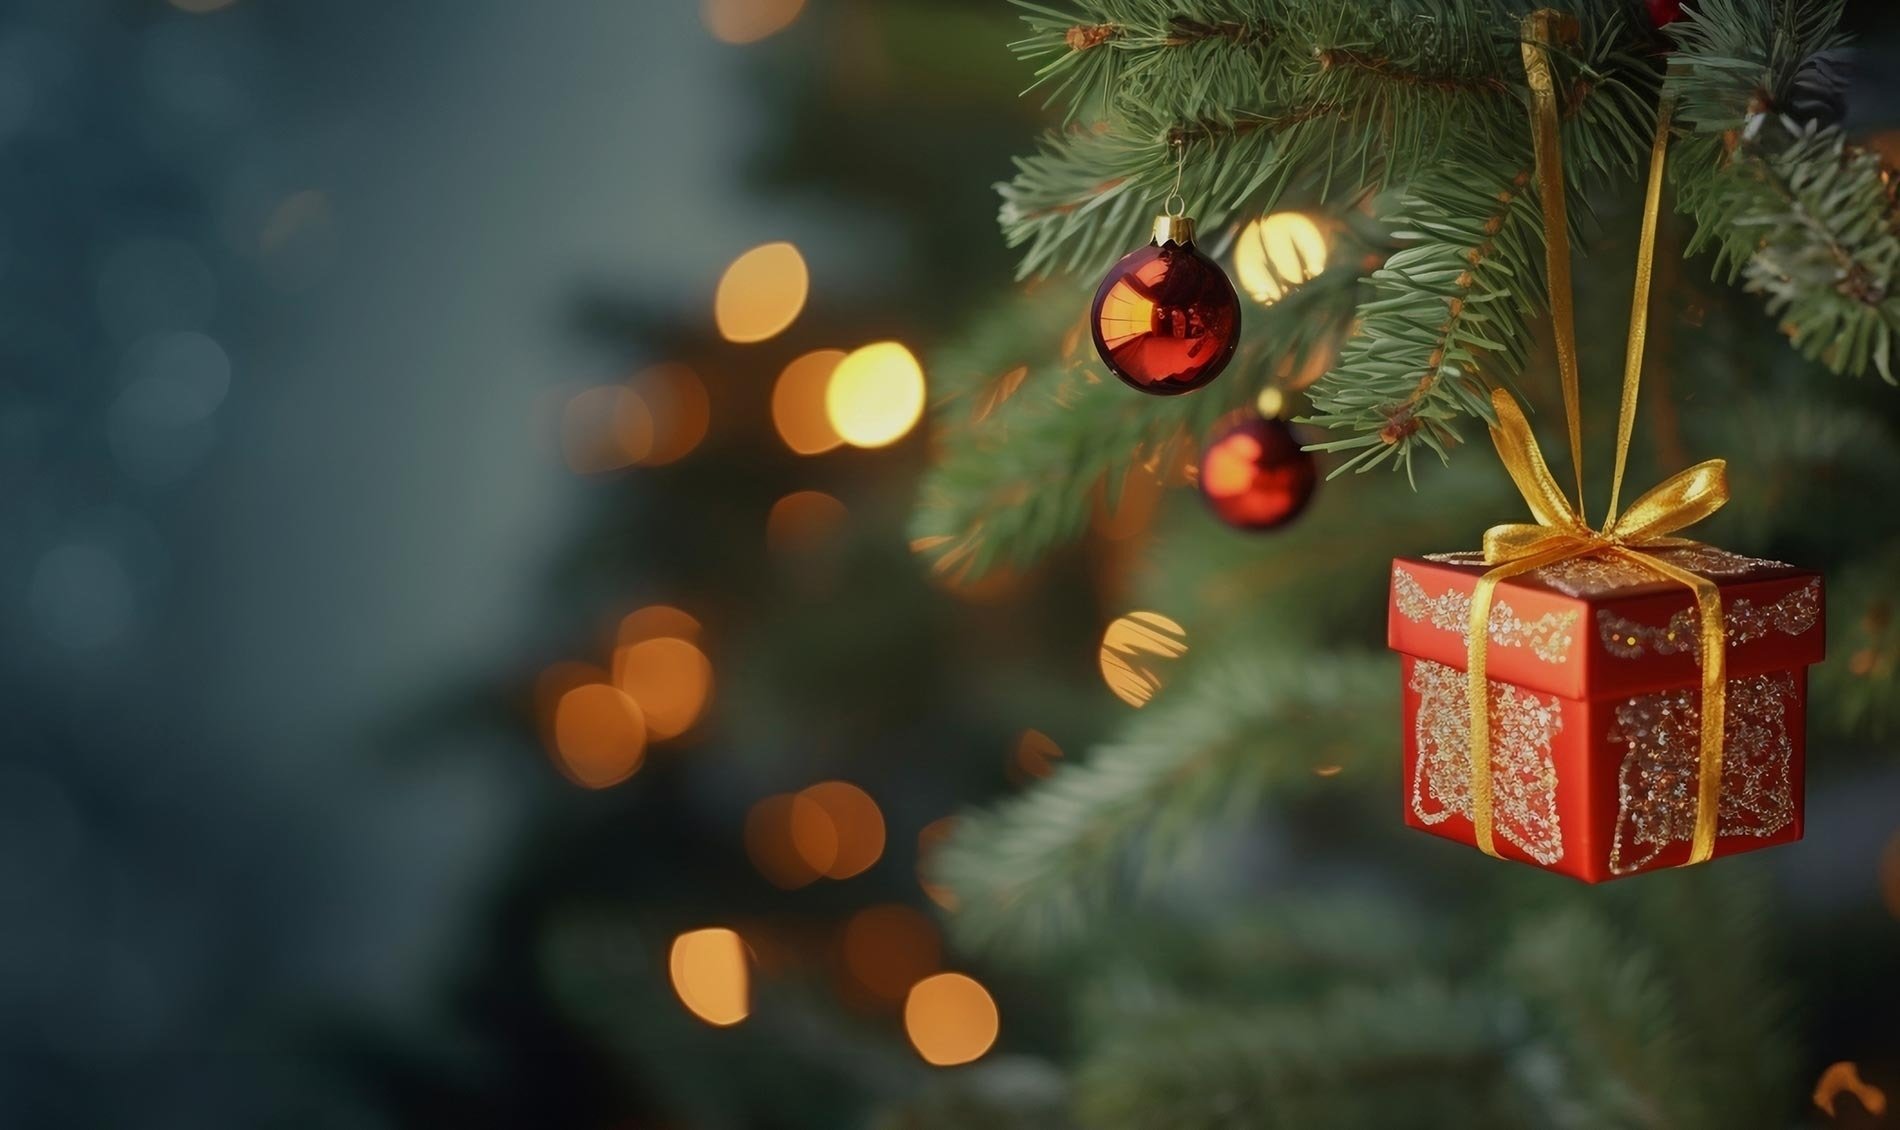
(1393, 566, 1579, 664)
(1410, 659, 1564, 864)
(1599, 579, 1822, 660)
(1608, 671, 1797, 875)
(1424, 545, 1791, 597)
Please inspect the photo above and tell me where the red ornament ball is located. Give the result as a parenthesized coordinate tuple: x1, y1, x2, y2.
(1090, 232, 1241, 396)
(1198, 414, 1317, 531)
(1645, 0, 1682, 26)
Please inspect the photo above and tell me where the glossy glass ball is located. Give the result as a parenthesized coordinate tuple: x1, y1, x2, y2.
(1090, 238, 1241, 395)
(1198, 413, 1317, 531)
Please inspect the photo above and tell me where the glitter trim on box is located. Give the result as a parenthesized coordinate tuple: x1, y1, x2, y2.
(1393, 566, 1579, 664)
(1410, 659, 1565, 865)
(1598, 578, 1822, 660)
(1423, 545, 1791, 597)
(1607, 671, 1797, 875)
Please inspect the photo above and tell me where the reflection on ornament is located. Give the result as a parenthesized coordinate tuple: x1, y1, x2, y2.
(1198, 414, 1317, 531)
(1232, 212, 1327, 305)
(1091, 218, 1240, 395)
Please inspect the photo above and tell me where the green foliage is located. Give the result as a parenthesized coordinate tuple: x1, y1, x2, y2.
(911, 270, 1350, 576)
(1668, 0, 1899, 382)
(932, 649, 1394, 957)
(900, 1, 1898, 1127)
(979, 0, 1891, 502)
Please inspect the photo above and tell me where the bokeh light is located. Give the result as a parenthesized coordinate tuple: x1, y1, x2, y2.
(799, 781, 885, 879)
(1881, 830, 1900, 920)
(702, 0, 806, 44)
(618, 604, 702, 646)
(561, 384, 654, 474)
(772, 348, 848, 455)
(1011, 728, 1063, 781)
(916, 817, 960, 910)
(747, 793, 829, 889)
(1099, 611, 1189, 707)
(551, 683, 647, 788)
(1233, 212, 1327, 306)
(1093, 464, 1164, 542)
(767, 490, 849, 557)
(841, 904, 941, 1003)
(826, 341, 925, 449)
(614, 636, 713, 740)
(904, 973, 999, 1066)
(632, 362, 711, 465)
(1813, 1061, 1887, 1118)
(670, 928, 750, 1027)
(715, 241, 808, 343)
(1256, 386, 1286, 419)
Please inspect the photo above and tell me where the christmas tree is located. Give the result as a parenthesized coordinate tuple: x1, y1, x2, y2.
(402, 2, 1899, 1127)
(910, 0, 1900, 1125)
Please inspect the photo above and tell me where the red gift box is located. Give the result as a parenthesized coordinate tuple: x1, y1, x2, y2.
(1389, 545, 1824, 881)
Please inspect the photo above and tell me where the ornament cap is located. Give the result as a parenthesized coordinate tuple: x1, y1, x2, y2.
(1152, 213, 1196, 246)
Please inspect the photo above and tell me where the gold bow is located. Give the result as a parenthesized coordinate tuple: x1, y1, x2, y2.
(1465, 16, 1732, 868)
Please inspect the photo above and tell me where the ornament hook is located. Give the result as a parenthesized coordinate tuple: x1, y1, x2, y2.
(1164, 136, 1187, 219)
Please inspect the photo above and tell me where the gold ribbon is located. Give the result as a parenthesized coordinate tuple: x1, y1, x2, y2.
(1466, 16, 1731, 867)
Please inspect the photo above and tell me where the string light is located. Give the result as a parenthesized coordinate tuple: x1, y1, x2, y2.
(798, 781, 885, 879)
(633, 363, 711, 465)
(702, 0, 806, 44)
(615, 636, 713, 740)
(747, 793, 829, 889)
(1813, 1061, 1887, 1118)
(1232, 213, 1328, 306)
(715, 241, 808, 343)
(904, 973, 999, 1066)
(773, 349, 847, 455)
(551, 683, 647, 788)
(670, 928, 750, 1027)
(766, 490, 849, 557)
(826, 342, 926, 448)
(1099, 611, 1189, 707)
(917, 817, 958, 910)
(841, 904, 941, 1003)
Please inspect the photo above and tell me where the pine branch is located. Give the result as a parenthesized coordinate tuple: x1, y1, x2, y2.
(1813, 538, 1900, 737)
(1073, 981, 1519, 1130)
(1498, 879, 1792, 1130)
(1668, 0, 1900, 381)
(930, 649, 1393, 957)
(1300, 164, 1539, 477)
(1000, 1, 1650, 283)
(911, 273, 1354, 581)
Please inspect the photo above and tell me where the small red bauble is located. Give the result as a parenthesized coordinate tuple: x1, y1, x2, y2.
(1198, 413, 1317, 530)
(1090, 216, 1241, 395)
(1645, 0, 1682, 26)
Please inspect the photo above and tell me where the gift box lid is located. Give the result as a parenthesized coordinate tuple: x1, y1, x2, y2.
(1388, 544, 1825, 701)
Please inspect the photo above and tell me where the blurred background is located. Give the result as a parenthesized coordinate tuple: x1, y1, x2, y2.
(2, 0, 1897, 1128)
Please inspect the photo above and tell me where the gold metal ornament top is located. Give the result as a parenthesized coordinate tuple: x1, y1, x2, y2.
(1152, 213, 1196, 246)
